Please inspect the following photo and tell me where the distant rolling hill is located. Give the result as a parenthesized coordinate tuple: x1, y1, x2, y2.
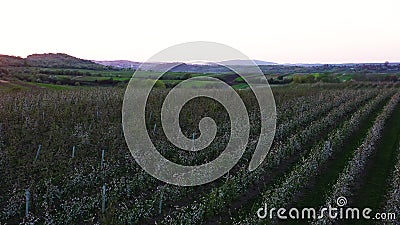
(94, 59, 278, 69)
(0, 54, 26, 67)
(93, 60, 141, 69)
(93, 59, 279, 74)
(0, 53, 107, 70)
(218, 59, 277, 66)
(2, 53, 399, 76)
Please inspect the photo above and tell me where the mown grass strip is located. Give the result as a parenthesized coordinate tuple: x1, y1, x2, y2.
(284, 94, 390, 225)
(312, 92, 400, 225)
(343, 103, 400, 225)
(213, 92, 382, 225)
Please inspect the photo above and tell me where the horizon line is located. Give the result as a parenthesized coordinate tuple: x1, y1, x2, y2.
(2, 52, 399, 65)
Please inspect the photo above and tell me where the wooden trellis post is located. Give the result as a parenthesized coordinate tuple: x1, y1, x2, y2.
(101, 185, 106, 213)
(34, 145, 42, 161)
(101, 149, 105, 169)
(25, 189, 30, 217)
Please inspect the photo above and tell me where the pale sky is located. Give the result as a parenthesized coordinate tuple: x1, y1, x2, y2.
(1, 0, 399, 64)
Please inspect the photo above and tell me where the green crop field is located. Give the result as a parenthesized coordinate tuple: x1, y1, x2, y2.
(0, 81, 399, 224)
